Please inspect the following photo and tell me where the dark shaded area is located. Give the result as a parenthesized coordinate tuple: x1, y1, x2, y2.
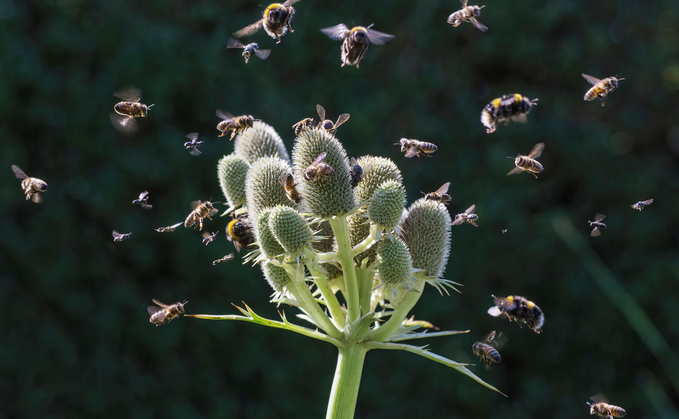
(2, 0, 678, 417)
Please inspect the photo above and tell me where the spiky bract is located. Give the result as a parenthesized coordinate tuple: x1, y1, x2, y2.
(268, 205, 313, 255)
(245, 156, 295, 226)
(217, 154, 250, 209)
(256, 208, 286, 259)
(234, 120, 290, 164)
(400, 198, 452, 279)
(368, 180, 406, 232)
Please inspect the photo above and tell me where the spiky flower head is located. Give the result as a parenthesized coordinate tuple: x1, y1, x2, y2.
(245, 156, 296, 226)
(261, 263, 291, 295)
(268, 205, 313, 255)
(400, 198, 452, 279)
(256, 208, 285, 259)
(376, 237, 417, 304)
(217, 154, 250, 209)
(368, 180, 406, 234)
(353, 156, 403, 203)
(234, 120, 290, 164)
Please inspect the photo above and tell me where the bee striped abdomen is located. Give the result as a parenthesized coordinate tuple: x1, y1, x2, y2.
(115, 102, 148, 118)
(473, 342, 501, 368)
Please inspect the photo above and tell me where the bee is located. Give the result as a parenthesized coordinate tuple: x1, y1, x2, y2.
(423, 182, 451, 205)
(292, 117, 315, 136)
(447, 0, 488, 32)
(11, 165, 48, 203)
(282, 172, 302, 204)
(487, 295, 544, 334)
(232, 0, 300, 44)
(588, 395, 626, 419)
(501, 229, 508, 234)
(132, 190, 152, 210)
(109, 87, 154, 135)
(202, 231, 219, 246)
(216, 110, 255, 140)
(185, 200, 219, 231)
(303, 152, 335, 182)
(631, 199, 653, 211)
(154, 222, 183, 233)
(472, 330, 502, 369)
(582, 74, 625, 107)
(316, 104, 350, 135)
(481, 94, 538, 134)
(320, 23, 394, 69)
(147, 299, 187, 326)
(184, 132, 203, 156)
(507, 142, 545, 179)
(395, 138, 438, 158)
(350, 157, 365, 188)
(226, 38, 271, 64)
(589, 213, 607, 237)
(227, 213, 255, 252)
(213, 254, 235, 265)
(452, 204, 478, 226)
(112, 230, 132, 242)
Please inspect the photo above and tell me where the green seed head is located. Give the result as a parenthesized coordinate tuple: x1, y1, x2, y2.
(354, 156, 403, 203)
(268, 205, 313, 255)
(217, 154, 250, 209)
(255, 208, 286, 259)
(376, 237, 416, 304)
(234, 120, 290, 164)
(262, 263, 291, 294)
(368, 180, 406, 232)
(400, 198, 452, 279)
(245, 156, 296, 226)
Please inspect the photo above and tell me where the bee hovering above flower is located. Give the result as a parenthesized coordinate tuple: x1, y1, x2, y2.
(109, 86, 154, 135)
(132, 190, 152, 210)
(320, 23, 394, 69)
(316, 104, 350, 135)
(216, 110, 256, 140)
(232, 0, 300, 44)
(184, 132, 203, 156)
(226, 38, 271, 64)
(447, 0, 488, 32)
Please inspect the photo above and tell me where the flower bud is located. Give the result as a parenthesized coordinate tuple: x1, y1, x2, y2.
(256, 208, 285, 259)
(400, 198, 452, 279)
(268, 205, 313, 255)
(376, 237, 415, 302)
(262, 263, 291, 294)
(234, 121, 290, 164)
(368, 180, 406, 232)
(217, 154, 250, 209)
(245, 156, 296, 226)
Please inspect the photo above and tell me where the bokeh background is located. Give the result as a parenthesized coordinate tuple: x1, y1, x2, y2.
(2, 0, 679, 417)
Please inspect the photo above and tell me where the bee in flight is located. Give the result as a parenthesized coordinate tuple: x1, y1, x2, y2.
(487, 295, 544, 333)
(184, 132, 203, 156)
(582, 74, 625, 107)
(320, 23, 394, 69)
(452, 204, 478, 226)
(226, 38, 271, 64)
(213, 254, 235, 265)
(147, 299, 187, 326)
(132, 190, 152, 210)
(227, 213, 255, 252)
(507, 142, 545, 178)
(588, 394, 626, 419)
(292, 117, 315, 136)
(350, 157, 365, 188)
(282, 172, 302, 204)
(232, 0, 300, 44)
(447, 0, 488, 32)
(185, 200, 219, 231)
(395, 138, 438, 158)
(304, 152, 335, 182)
(631, 199, 653, 211)
(202, 231, 219, 246)
(11, 165, 48, 203)
(472, 330, 502, 369)
(216, 111, 256, 140)
(589, 213, 607, 237)
(109, 87, 154, 135)
(112, 230, 132, 242)
(316, 104, 350, 135)
(423, 182, 452, 205)
(501, 229, 508, 234)
(481, 94, 538, 134)
(154, 222, 183, 233)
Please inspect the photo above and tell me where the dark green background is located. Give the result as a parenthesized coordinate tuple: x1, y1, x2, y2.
(2, 0, 678, 417)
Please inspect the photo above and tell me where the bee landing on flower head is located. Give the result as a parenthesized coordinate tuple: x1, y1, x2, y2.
(232, 0, 300, 44)
(226, 38, 271, 64)
(216, 110, 256, 140)
(423, 182, 451, 205)
(109, 87, 154, 135)
(447, 0, 488, 32)
(320, 23, 394, 69)
(316, 104, 350, 135)
(480, 94, 538, 134)
(582, 74, 624, 107)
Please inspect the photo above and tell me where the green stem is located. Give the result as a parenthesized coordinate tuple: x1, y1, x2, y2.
(351, 224, 379, 256)
(357, 268, 374, 316)
(329, 216, 360, 323)
(369, 279, 425, 342)
(308, 264, 346, 329)
(325, 343, 368, 419)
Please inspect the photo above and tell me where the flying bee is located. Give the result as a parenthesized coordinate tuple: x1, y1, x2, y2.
(582, 74, 625, 107)
(588, 394, 627, 419)
(202, 231, 219, 246)
(185, 200, 219, 231)
(232, 0, 300, 44)
(303, 152, 335, 182)
(631, 199, 653, 211)
(132, 190, 152, 210)
(213, 254, 235, 265)
(154, 222, 183, 233)
(282, 172, 302, 204)
(316, 104, 350, 135)
(227, 213, 255, 252)
(147, 299, 187, 326)
(226, 37, 271, 64)
(472, 330, 502, 370)
(292, 117, 315, 136)
(320, 23, 394, 69)
(452, 204, 478, 226)
(589, 213, 607, 237)
(481, 94, 538, 134)
(487, 295, 544, 334)
(109, 87, 154, 135)
(112, 230, 132, 242)
(350, 157, 364, 188)
(447, 0, 488, 32)
(423, 182, 452, 205)
(501, 229, 508, 234)
(507, 142, 545, 178)
(216, 110, 255, 140)
(395, 138, 438, 158)
(184, 132, 203, 156)
(11, 165, 48, 203)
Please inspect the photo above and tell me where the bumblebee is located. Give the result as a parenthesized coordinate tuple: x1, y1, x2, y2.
(147, 299, 187, 326)
(112, 230, 132, 242)
(487, 295, 544, 334)
(282, 172, 302, 204)
(232, 0, 300, 44)
(292, 117, 315, 136)
(132, 190, 152, 210)
(227, 213, 255, 252)
(452, 204, 478, 226)
(472, 330, 502, 369)
(395, 138, 438, 158)
(589, 213, 607, 237)
(202, 231, 219, 246)
(423, 182, 451, 205)
(155, 222, 183, 233)
(226, 37, 271, 64)
(631, 199, 653, 211)
(213, 254, 235, 265)
(588, 395, 626, 419)
(109, 87, 154, 135)
(507, 142, 545, 178)
(447, 0, 487, 32)
(320, 23, 394, 68)
(316, 104, 350, 135)
(582, 74, 625, 107)
(481, 94, 538, 134)
(216, 110, 255, 140)
(185, 200, 219, 231)
(11, 165, 48, 203)
(184, 132, 203, 156)
(304, 152, 335, 182)
(350, 157, 364, 188)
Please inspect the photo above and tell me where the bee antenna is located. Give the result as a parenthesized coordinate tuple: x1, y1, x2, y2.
(367, 23, 375, 29)
(148, 104, 155, 108)
(479, 5, 486, 8)
(507, 156, 514, 159)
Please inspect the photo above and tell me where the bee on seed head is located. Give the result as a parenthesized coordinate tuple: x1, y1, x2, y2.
(213, 254, 235, 265)
(423, 182, 452, 205)
(216, 110, 256, 140)
(316, 104, 350, 135)
(487, 295, 544, 333)
(227, 213, 255, 252)
(226, 38, 271, 64)
(185, 200, 219, 231)
(588, 394, 626, 419)
(472, 330, 502, 369)
(132, 190, 152, 210)
(11, 165, 48, 203)
(507, 142, 545, 178)
(481, 94, 538, 134)
(320, 23, 394, 69)
(303, 152, 335, 182)
(631, 199, 653, 211)
(582, 74, 624, 107)
(447, 0, 488, 32)
(292, 117, 315, 136)
(232, 0, 300, 44)
(395, 138, 438, 158)
(109, 87, 154, 135)
(184, 132, 203, 156)
(452, 204, 478, 226)
(588, 213, 607, 237)
(112, 230, 132, 242)
(281, 171, 302, 204)
(155, 222, 183, 233)
(147, 299, 187, 326)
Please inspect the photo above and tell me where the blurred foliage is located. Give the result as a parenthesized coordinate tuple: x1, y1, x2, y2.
(1, 0, 679, 418)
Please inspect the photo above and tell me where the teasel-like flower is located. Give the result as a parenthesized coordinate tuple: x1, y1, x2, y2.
(217, 154, 250, 211)
(268, 205, 314, 258)
(255, 208, 286, 260)
(234, 120, 290, 164)
(261, 263, 292, 297)
(367, 180, 406, 238)
(245, 156, 297, 228)
(375, 236, 418, 305)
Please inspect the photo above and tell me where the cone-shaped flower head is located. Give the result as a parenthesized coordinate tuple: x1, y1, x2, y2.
(376, 237, 416, 303)
(262, 263, 291, 295)
(400, 198, 452, 279)
(217, 154, 250, 209)
(245, 156, 296, 227)
(368, 180, 406, 233)
(234, 120, 290, 164)
(268, 205, 313, 255)
(256, 208, 286, 259)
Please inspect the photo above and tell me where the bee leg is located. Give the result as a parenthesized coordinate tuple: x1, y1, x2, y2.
(485, 359, 491, 370)
(275, 35, 281, 44)
(229, 131, 236, 141)
(600, 95, 607, 107)
(531, 172, 538, 179)
(288, 22, 294, 33)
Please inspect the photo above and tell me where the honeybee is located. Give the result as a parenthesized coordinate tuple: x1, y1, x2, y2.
(154, 222, 183, 233)
(112, 230, 132, 242)
(487, 295, 544, 334)
(588, 395, 626, 419)
(350, 157, 365, 188)
(132, 190, 152, 210)
(423, 182, 451, 205)
(589, 213, 607, 237)
(631, 199, 653, 211)
(395, 138, 438, 158)
(320, 23, 394, 69)
(292, 117, 315, 136)
(452, 204, 478, 226)
(316, 104, 350, 135)
(185, 200, 219, 231)
(304, 152, 335, 182)
(282, 172, 302, 204)
(501, 229, 508, 234)
(184, 132, 203, 156)
(227, 213, 255, 252)
(216, 110, 255, 140)
(232, 0, 300, 44)
(213, 254, 235, 265)
(202, 231, 219, 246)
(11, 165, 48, 203)
(472, 330, 502, 369)
(147, 299, 187, 326)
(481, 94, 538, 134)
(507, 142, 545, 178)
(226, 38, 271, 63)
(447, 0, 487, 32)
(109, 87, 154, 135)
(582, 74, 625, 107)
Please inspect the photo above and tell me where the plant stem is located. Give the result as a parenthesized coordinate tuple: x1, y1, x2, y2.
(308, 264, 346, 329)
(369, 279, 425, 342)
(329, 216, 360, 323)
(357, 268, 374, 316)
(326, 343, 368, 419)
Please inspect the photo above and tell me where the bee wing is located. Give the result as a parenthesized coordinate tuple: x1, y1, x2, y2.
(334, 113, 350, 128)
(171, 222, 183, 229)
(320, 24, 351, 41)
(151, 298, 170, 308)
(189, 148, 202, 156)
(527, 142, 545, 159)
(452, 215, 465, 226)
(255, 49, 271, 60)
(109, 113, 139, 135)
(594, 213, 606, 222)
(469, 18, 488, 32)
(350, 157, 357, 167)
(435, 182, 451, 195)
(216, 109, 234, 120)
(210, 208, 219, 217)
(282, 0, 301, 6)
(186, 132, 199, 141)
(113, 86, 141, 102)
(190, 200, 203, 210)
(582, 73, 601, 86)
(202, 231, 211, 239)
(141, 204, 153, 210)
(366, 27, 395, 46)
(590, 227, 601, 237)
(590, 394, 610, 403)
(506, 166, 524, 176)
(233, 20, 263, 38)
(483, 330, 497, 343)
(641, 199, 654, 205)
(510, 113, 528, 123)
(316, 104, 326, 121)
(112, 230, 122, 239)
(139, 190, 149, 200)
(404, 146, 419, 158)
(147, 305, 163, 316)
(11, 165, 28, 180)
(466, 204, 476, 215)
(226, 37, 244, 49)
(459, 0, 468, 6)
(32, 193, 43, 203)
(314, 152, 328, 164)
